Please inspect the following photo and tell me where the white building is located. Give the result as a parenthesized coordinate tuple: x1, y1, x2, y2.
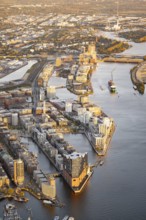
(47, 86, 56, 99)
(65, 102, 72, 113)
(12, 113, 19, 126)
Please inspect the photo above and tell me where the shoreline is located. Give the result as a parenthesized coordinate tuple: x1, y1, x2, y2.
(131, 62, 146, 84)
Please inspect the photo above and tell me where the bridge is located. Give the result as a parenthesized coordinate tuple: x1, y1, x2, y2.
(113, 54, 144, 59)
(55, 82, 82, 89)
(103, 54, 144, 63)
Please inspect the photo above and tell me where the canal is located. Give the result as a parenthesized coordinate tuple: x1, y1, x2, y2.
(0, 60, 37, 83)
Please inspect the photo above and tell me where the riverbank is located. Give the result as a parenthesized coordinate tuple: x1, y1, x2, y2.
(96, 36, 130, 54)
(130, 62, 146, 94)
(119, 30, 146, 43)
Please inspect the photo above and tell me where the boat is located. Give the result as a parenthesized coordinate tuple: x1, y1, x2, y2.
(108, 69, 117, 93)
(43, 200, 55, 206)
(108, 80, 116, 93)
(133, 85, 137, 90)
(99, 160, 104, 166)
(3, 203, 21, 220)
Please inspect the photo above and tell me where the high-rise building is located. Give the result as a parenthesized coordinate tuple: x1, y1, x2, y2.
(43, 101, 46, 115)
(65, 102, 72, 113)
(79, 43, 97, 64)
(12, 113, 19, 126)
(55, 58, 62, 67)
(0, 164, 10, 187)
(14, 159, 24, 185)
(47, 86, 56, 99)
(88, 43, 96, 54)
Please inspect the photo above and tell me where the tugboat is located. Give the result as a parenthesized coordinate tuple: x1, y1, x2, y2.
(3, 203, 21, 220)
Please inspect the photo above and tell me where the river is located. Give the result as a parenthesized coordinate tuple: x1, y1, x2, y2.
(0, 34, 146, 220)
(98, 30, 146, 56)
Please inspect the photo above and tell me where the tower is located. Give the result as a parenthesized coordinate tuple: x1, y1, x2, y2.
(14, 159, 24, 185)
(49, 175, 55, 187)
(88, 43, 96, 54)
(56, 58, 62, 67)
(65, 102, 72, 113)
(47, 86, 56, 99)
(43, 101, 46, 115)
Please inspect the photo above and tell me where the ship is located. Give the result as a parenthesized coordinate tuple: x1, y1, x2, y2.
(3, 203, 21, 220)
(43, 200, 55, 206)
(108, 80, 116, 93)
(108, 68, 117, 93)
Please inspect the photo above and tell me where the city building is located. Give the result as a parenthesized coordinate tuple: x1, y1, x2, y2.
(11, 113, 19, 126)
(79, 43, 97, 64)
(14, 159, 24, 185)
(47, 86, 56, 99)
(33, 170, 56, 199)
(0, 164, 10, 187)
(63, 152, 89, 189)
(0, 149, 14, 180)
(42, 176, 56, 199)
(65, 102, 72, 113)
